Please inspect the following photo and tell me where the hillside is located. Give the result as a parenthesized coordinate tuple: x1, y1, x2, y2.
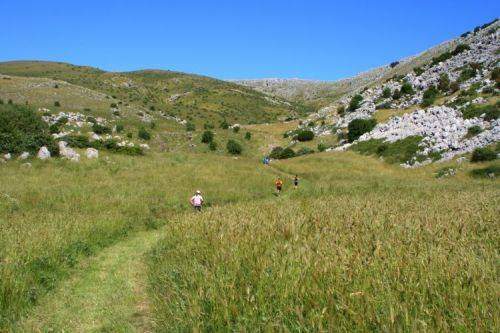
(0, 61, 312, 126)
(235, 19, 499, 108)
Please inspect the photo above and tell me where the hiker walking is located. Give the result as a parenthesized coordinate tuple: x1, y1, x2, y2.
(275, 177, 283, 194)
(293, 175, 299, 189)
(190, 190, 204, 212)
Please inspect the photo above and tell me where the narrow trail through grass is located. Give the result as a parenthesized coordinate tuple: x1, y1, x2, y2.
(14, 229, 164, 332)
(12, 158, 304, 332)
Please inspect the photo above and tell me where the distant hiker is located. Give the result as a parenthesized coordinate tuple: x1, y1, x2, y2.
(190, 190, 204, 212)
(275, 177, 283, 194)
(293, 175, 299, 189)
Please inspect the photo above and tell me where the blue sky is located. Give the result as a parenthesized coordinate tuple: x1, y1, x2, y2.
(1, 1, 498, 80)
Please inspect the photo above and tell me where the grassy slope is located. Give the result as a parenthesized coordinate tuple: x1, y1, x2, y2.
(147, 153, 499, 332)
(0, 61, 311, 125)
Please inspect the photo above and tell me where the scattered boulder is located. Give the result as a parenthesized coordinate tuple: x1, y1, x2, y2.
(3, 153, 11, 160)
(18, 152, 30, 160)
(59, 141, 80, 162)
(37, 146, 51, 160)
(86, 148, 99, 159)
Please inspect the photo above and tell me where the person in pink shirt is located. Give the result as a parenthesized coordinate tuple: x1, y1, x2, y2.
(190, 190, 204, 212)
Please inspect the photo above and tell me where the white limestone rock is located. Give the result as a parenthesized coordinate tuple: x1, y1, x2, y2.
(37, 146, 51, 160)
(86, 148, 99, 159)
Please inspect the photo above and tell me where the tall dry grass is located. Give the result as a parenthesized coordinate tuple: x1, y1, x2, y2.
(147, 153, 499, 331)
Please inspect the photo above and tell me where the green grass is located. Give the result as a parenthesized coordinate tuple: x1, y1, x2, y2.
(351, 136, 423, 164)
(0, 61, 310, 125)
(146, 153, 499, 332)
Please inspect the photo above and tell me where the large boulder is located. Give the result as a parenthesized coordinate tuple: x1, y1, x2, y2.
(59, 141, 80, 162)
(18, 152, 30, 160)
(37, 146, 51, 160)
(86, 148, 99, 159)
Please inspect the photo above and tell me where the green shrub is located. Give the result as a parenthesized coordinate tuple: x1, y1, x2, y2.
(226, 139, 242, 155)
(392, 89, 401, 100)
(438, 73, 450, 92)
(431, 52, 452, 66)
(421, 85, 439, 107)
(232, 126, 240, 133)
(296, 147, 314, 156)
(466, 125, 483, 138)
(376, 102, 392, 110)
(461, 103, 499, 121)
(270, 146, 295, 159)
(382, 87, 392, 98)
(347, 118, 377, 142)
(337, 105, 346, 116)
(185, 122, 195, 132)
(138, 127, 151, 140)
(116, 124, 124, 133)
(352, 136, 423, 164)
(471, 147, 497, 162)
(92, 123, 112, 135)
(110, 103, 117, 108)
(413, 67, 424, 76)
(204, 122, 214, 130)
(296, 130, 314, 142)
(348, 94, 363, 111)
(220, 119, 229, 129)
(54, 101, 61, 107)
(244, 132, 252, 140)
(451, 44, 470, 56)
(201, 130, 214, 143)
(458, 66, 477, 82)
(208, 141, 217, 151)
(0, 104, 57, 155)
(470, 165, 500, 178)
(449, 81, 460, 93)
(491, 67, 500, 83)
(317, 143, 327, 152)
(400, 82, 415, 95)
(62, 135, 92, 148)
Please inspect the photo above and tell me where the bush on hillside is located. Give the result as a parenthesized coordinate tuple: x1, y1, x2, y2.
(54, 101, 61, 107)
(232, 126, 240, 133)
(185, 121, 195, 132)
(138, 127, 151, 140)
(458, 66, 477, 82)
(226, 139, 242, 155)
(92, 123, 112, 135)
(337, 105, 346, 116)
(451, 44, 471, 56)
(116, 124, 124, 133)
(392, 89, 401, 100)
(348, 94, 363, 111)
(382, 87, 392, 98)
(491, 67, 500, 83)
(390, 61, 399, 68)
(449, 81, 460, 93)
(317, 143, 327, 152)
(201, 130, 214, 143)
(351, 136, 423, 164)
(431, 52, 453, 66)
(466, 125, 483, 138)
(413, 67, 425, 76)
(204, 122, 214, 130)
(244, 132, 252, 140)
(470, 165, 500, 178)
(421, 85, 439, 107)
(347, 118, 377, 142)
(400, 82, 415, 95)
(296, 130, 314, 142)
(269, 146, 295, 159)
(0, 104, 58, 155)
(208, 140, 217, 151)
(438, 73, 450, 92)
(296, 147, 314, 156)
(471, 147, 497, 162)
(376, 102, 392, 110)
(461, 103, 499, 121)
(220, 119, 229, 129)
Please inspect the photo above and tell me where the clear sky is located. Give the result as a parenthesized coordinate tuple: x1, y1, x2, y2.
(1, 1, 498, 80)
